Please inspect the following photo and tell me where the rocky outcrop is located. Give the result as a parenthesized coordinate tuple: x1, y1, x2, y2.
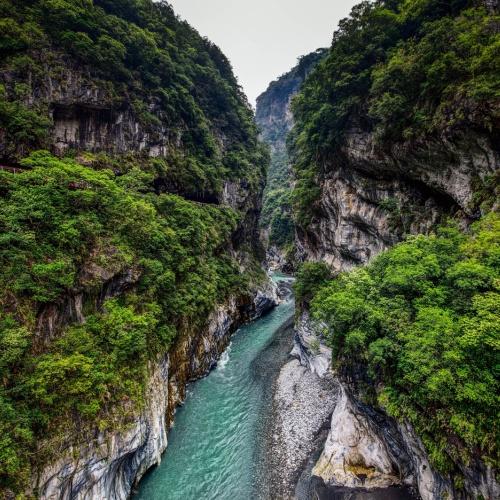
(1, 61, 177, 160)
(33, 282, 279, 500)
(291, 311, 331, 378)
(310, 364, 499, 500)
(397, 421, 499, 500)
(313, 389, 499, 500)
(313, 384, 413, 489)
(297, 128, 499, 271)
(256, 49, 327, 154)
(288, 313, 499, 500)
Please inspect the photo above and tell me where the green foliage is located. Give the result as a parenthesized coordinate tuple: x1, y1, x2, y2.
(0, 0, 266, 195)
(259, 146, 295, 248)
(294, 261, 332, 308)
(0, 85, 51, 157)
(291, 0, 499, 223)
(0, 152, 250, 491)
(260, 187, 294, 247)
(311, 214, 500, 472)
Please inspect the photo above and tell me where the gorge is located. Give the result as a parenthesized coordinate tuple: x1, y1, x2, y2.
(0, 0, 499, 499)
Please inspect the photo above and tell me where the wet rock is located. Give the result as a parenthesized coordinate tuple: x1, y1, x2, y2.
(276, 278, 294, 300)
(252, 278, 280, 319)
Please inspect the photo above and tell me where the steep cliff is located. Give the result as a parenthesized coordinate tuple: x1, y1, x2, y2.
(0, 1, 272, 498)
(292, 0, 499, 271)
(289, 0, 499, 498)
(256, 49, 326, 270)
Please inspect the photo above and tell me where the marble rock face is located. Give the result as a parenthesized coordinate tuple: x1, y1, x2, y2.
(313, 386, 402, 489)
(297, 129, 499, 272)
(34, 282, 279, 500)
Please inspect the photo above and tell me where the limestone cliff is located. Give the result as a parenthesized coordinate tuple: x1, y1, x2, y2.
(256, 49, 327, 270)
(295, 127, 499, 271)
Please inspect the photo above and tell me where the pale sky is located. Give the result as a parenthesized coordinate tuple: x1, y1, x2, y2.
(167, 0, 360, 107)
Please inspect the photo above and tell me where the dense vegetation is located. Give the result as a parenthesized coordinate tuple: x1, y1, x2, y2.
(291, 0, 499, 224)
(0, 152, 258, 491)
(0, 0, 268, 194)
(298, 214, 499, 477)
(0, 0, 269, 494)
(257, 50, 326, 253)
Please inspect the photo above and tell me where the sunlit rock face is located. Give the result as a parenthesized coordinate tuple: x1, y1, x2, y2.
(313, 385, 404, 489)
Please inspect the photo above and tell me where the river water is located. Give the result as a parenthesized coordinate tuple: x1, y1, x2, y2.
(134, 276, 295, 500)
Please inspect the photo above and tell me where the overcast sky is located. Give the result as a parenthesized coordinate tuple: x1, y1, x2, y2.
(168, 0, 360, 107)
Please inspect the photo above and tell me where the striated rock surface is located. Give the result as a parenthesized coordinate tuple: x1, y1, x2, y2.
(297, 130, 499, 271)
(287, 314, 498, 500)
(33, 282, 278, 500)
(313, 385, 406, 490)
(397, 421, 499, 500)
(34, 356, 170, 500)
(310, 342, 499, 500)
(291, 311, 331, 378)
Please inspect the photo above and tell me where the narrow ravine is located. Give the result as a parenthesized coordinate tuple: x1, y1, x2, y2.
(134, 275, 294, 500)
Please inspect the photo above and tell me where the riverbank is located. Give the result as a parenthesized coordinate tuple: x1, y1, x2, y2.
(133, 276, 294, 499)
(259, 348, 338, 498)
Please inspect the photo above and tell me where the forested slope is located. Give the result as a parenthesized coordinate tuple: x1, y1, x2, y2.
(290, 0, 499, 497)
(256, 49, 326, 267)
(0, 0, 269, 496)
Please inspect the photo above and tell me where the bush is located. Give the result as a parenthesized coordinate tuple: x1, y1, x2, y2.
(311, 214, 500, 472)
(0, 152, 251, 491)
(294, 261, 332, 308)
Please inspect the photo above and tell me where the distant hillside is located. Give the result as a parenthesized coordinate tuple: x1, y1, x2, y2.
(256, 49, 327, 267)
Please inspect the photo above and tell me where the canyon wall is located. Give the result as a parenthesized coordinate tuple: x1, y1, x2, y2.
(286, 1, 499, 498)
(295, 127, 499, 271)
(0, 1, 272, 498)
(256, 49, 327, 270)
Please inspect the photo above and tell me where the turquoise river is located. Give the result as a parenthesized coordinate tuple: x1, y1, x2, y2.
(134, 276, 295, 500)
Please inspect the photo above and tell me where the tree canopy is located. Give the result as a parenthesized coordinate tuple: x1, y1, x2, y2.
(307, 214, 499, 475)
